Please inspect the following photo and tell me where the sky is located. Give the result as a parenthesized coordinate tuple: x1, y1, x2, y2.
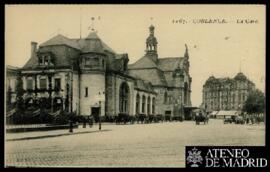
(5, 5, 265, 106)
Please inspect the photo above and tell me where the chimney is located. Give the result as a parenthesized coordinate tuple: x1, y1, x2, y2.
(31, 42, 38, 58)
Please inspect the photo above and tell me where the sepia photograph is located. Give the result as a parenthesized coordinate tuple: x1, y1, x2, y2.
(4, 4, 266, 167)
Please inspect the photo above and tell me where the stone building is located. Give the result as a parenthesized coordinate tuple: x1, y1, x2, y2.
(9, 24, 192, 120)
(202, 72, 255, 111)
(128, 25, 192, 119)
(18, 28, 157, 120)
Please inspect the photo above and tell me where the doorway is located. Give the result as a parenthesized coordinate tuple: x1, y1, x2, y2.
(91, 107, 100, 123)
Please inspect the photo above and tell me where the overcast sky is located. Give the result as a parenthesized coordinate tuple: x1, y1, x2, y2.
(5, 5, 265, 106)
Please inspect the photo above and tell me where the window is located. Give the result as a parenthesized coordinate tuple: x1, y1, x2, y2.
(44, 56, 49, 65)
(119, 83, 129, 113)
(39, 54, 52, 66)
(40, 78, 47, 89)
(147, 96, 150, 115)
(26, 79, 33, 90)
(54, 78, 61, 91)
(164, 92, 168, 103)
(142, 95, 146, 113)
(165, 111, 171, 115)
(85, 87, 88, 97)
(136, 94, 140, 114)
(152, 98, 155, 114)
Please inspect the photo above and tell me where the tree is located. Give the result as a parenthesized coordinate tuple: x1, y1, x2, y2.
(243, 89, 265, 116)
(14, 73, 25, 123)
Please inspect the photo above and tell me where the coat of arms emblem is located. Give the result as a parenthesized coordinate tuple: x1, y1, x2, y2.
(186, 147, 203, 167)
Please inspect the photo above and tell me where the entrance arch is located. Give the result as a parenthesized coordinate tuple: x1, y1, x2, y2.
(119, 82, 129, 114)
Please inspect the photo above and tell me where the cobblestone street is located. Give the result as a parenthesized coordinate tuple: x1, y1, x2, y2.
(5, 119, 265, 167)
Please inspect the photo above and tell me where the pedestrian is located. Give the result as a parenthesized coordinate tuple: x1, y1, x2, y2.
(89, 115, 93, 128)
(83, 117, 86, 128)
(69, 119, 73, 133)
(246, 117, 249, 124)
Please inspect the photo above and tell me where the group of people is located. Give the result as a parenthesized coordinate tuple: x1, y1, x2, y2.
(69, 115, 95, 132)
(245, 116, 263, 124)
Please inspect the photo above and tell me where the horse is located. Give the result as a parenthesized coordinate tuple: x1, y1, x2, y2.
(195, 113, 208, 125)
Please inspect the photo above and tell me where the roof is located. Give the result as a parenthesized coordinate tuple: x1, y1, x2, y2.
(205, 72, 252, 87)
(158, 57, 184, 71)
(39, 32, 115, 54)
(234, 72, 247, 81)
(40, 34, 81, 50)
(134, 78, 156, 93)
(75, 32, 116, 54)
(23, 32, 117, 69)
(128, 55, 158, 69)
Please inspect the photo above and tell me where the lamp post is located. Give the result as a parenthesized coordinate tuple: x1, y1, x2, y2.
(99, 100, 101, 130)
(96, 91, 105, 131)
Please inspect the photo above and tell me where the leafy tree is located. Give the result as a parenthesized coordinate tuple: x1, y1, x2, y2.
(243, 89, 265, 115)
(15, 73, 25, 114)
(13, 73, 25, 124)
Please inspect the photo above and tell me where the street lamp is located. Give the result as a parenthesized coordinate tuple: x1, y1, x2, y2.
(99, 100, 101, 130)
(96, 91, 105, 131)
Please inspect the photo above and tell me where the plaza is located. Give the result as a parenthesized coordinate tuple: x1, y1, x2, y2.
(5, 119, 265, 167)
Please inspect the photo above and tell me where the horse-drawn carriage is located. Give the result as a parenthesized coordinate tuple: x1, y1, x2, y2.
(194, 111, 208, 125)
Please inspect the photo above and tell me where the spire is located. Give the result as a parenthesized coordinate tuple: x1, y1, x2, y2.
(239, 58, 242, 73)
(184, 44, 189, 58)
(145, 24, 158, 57)
(79, 7, 82, 39)
(89, 17, 96, 32)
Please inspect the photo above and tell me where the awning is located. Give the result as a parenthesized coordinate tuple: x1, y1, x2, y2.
(210, 111, 218, 116)
(216, 110, 240, 116)
(183, 106, 199, 110)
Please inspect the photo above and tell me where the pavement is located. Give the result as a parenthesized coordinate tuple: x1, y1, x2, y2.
(5, 120, 265, 167)
(5, 124, 107, 141)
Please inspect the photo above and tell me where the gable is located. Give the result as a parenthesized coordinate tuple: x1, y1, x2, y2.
(128, 56, 158, 69)
(158, 57, 184, 71)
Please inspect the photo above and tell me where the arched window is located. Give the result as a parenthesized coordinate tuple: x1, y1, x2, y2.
(147, 96, 151, 115)
(184, 82, 188, 104)
(119, 82, 129, 113)
(142, 95, 146, 113)
(152, 97, 156, 114)
(136, 93, 140, 114)
(164, 92, 168, 103)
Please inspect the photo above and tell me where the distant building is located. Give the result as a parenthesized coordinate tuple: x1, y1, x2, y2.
(202, 72, 255, 111)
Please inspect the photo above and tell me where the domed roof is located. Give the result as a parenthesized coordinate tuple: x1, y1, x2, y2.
(234, 72, 247, 80)
(146, 36, 157, 44)
(78, 31, 115, 54)
(205, 76, 217, 85)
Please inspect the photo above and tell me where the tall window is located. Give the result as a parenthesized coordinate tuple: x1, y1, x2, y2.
(147, 96, 150, 115)
(40, 78, 47, 89)
(152, 97, 155, 114)
(136, 94, 140, 114)
(85, 87, 88, 97)
(164, 92, 168, 103)
(142, 95, 146, 113)
(184, 82, 188, 104)
(54, 78, 61, 91)
(119, 82, 129, 113)
(26, 79, 33, 90)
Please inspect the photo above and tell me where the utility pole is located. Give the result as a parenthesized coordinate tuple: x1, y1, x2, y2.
(99, 100, 101, 130)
